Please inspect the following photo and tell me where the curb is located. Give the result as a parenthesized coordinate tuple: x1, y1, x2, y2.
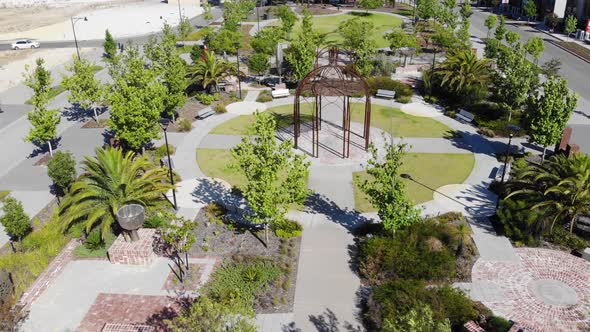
(547, 40, 590, 65)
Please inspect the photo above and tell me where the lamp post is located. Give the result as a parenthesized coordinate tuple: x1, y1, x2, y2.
(158, 119, 178, 210)
(256, 0, 261, 31)
(235, 39, 242, 100)
(501, 133, 514, 184)
(177, 0, 183, 23)
(70, 16, 88, 60)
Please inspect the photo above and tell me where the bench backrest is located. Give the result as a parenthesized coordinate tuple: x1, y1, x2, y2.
(376, 89, 395, 96)
(272, 89, 290, 97)
(458, 110, 475, 120)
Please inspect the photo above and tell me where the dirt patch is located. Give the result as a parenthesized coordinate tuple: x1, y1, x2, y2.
(81, 118, 108, 129)
(33, 153, 52, 166)
(294, 4, 339, 15)
(162, 264, 203, 292)
(166, 98, 207, 133)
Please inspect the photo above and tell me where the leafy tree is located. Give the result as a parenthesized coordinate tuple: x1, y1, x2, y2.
(545, 13, 560, 31)
(190, 44, 203, 63)
(203, 3, 214, 21)
(107, 44, 166, 150)
(47, 150, 77, 196)
(276, 5, 297, 39)
(178, 16, 193, 40)
(459, 3, 472, 19)
(456, 19, 472, 48)
(383, 304, 451, 332)
(232, 112, 310, 241)
(541, 57, 561, 77)
(494, 15, 507, 41)
(484, 15, 497, 39)
(438, 50, 491, 105)
(357, 142, 421, 235)
(564, 15, 578, 40)
(59, 147, 173, 238)
(417, 0, 438, 20)
(438, 0, 459, 28)
(505, 31, 520, 46)
(524, 36, 544, 64)
(103, 29, 117, 59)
(144, 24, 188, 120)
(526, 77, 578, 161)
(524, 0, 537, 21)
(251, 27, 283, 56)
(506, 154, 590, 234)
(339, 17, 377, 75)
(0, 197, 31, 243)
(23, 58, 61, 156)
(386, 29, 419, 56)
(61, 57, 105, 122)
(206, 28, 241, 55)
(430, 26, 460, 51)
(189, 50, 236, 92)
(285, 11, 320, 80)
(165, 295, 256, 332)
(222, 0, 255, 31)
(358, 0, 384, 12)
(161, 215, 196, 282)
(247, 52, 270, 77)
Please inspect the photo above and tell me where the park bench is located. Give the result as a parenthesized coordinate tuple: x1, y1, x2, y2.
(271, 88, 290, 99)
(197, 109, 215, 119)
(456, 110, 475, 123)
(494, 163, 511, 182)
(375, 89, 396, 99)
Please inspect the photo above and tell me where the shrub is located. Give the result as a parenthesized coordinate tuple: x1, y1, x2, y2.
(154, 144, 175, 162)
(366, 77, 413, 101)
(486, 316, 513, 332)
(256, 91, 273, 103)
(496, 199, 545, 246)
(73, 230, 116, 258)
(546, 226, 589, 251)
(429, 285, 478, 328)
(145, 213, 167, 228)
(178, 118, 192, 132)
(214, 103, 227, 113)
(274, 219, 303, 239)
(0, 197, 31, 242)
(196, 93, 217, 105)
(478, 127, 496, 137)
(397, 95, 412, 104)
(47, 151, 77, 196)
(84, 229, 105, 250)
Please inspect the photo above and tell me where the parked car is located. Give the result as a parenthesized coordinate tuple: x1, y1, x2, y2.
(11, 39, 40, 50)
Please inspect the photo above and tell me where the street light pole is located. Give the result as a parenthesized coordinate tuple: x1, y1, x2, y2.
(159, 119, 178, 210)
(501, 133, 513, 184)
(256, 0, 260, 32)
(235, 41, 242, 100)
(177, 0, 183, 23)
(70, 16, 88, 60)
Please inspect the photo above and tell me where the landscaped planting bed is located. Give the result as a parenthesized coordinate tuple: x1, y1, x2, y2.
(554, 41, 590, 62)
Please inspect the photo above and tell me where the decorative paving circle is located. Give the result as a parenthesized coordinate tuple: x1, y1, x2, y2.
(225, 101, 267, 115)
(472, 248, 590, 331)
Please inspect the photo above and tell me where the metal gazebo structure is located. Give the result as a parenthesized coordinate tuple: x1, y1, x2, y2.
(293, 47, 372, 159)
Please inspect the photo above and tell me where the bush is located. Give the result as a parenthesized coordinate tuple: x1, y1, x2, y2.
(196, 93, 219, 105)
(496, 199, 545, 246)
(178, 118, 192, 132)
(478, 127, 495, 137)
(0, 197, 31, 242)
(73, 230, 116, 258)
(366, 77, 413, 101)
(397, 95, 412, 104)
(154, 144, 175, 163)
(486, 316, 513, 332)
(214, 103, 227, 113)
(256, 91, 273, 103)
(47, 151, 77, 196)
(145, 213, 167, 228)
(546, 226, 589, 251)
(84, 229, 105, 250)
(274, 219, 303, 239)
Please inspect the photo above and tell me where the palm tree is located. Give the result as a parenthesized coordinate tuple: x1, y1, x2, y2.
(506, 154, 590, 234)
(59, 147, 173, 238)
(437, 50, 492, 98)
(188, 50, 236, 93)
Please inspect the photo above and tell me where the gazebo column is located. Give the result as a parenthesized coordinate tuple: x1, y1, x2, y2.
(294, 98, 299, 148)
(364, 97, 371, 150)
(346, 96, 352, 158)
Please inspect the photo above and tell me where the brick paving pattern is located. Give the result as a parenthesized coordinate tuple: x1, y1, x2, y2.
(77, 293, 181, 332)
(18, 239, 78, 310)
(472, 248, 590, 332)
(108, 229, 158, 265)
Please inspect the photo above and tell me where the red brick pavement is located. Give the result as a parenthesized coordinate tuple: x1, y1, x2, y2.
(472, 248, 590, 332)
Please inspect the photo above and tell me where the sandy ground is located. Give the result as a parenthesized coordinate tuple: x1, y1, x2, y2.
(0, 0, 203, 42)
(0, 47, 96, 93)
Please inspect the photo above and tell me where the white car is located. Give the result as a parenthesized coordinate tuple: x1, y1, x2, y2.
(11, 39, 40, 50)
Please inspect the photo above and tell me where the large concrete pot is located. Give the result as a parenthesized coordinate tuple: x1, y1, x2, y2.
(117, 204, 145, 242)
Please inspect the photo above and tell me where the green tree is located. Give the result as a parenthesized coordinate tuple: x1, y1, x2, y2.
(505, 31, 520, 46)
(203, 3, 214, 21)
(285, 11, 320, 80)
(506, 154, 590, 234)
(161, 215, 197, 282)
(0, 197, 31, 243)
(61, 57, 105, 122)
(417, 0, 439, 20)
(276, 5, 297, 39)
(545, 13, 560, 31)
(524, 36, 544, 64)
(232, 112, 310, 241)
(108, 45, 166, 151)
(206, 28, 242, 55)
(251, 27, 283, 56)
(144, 24, 188, 120)
(438, 0, 459, 28)
(456, 19, 472, 48)
(190, 44, 203, 63)
(564, 15, 578, 40)
(526, 77, 578, 161)
(438, 50, 492, 105)
(178, 16, 193, 40)
(47, 150, 77, 196)
(23, 58, 61, 156)
(59, 147, 173, 238)
(339, 17, 377, 75)
(188, 50, 235, 92)
(357, 142, 421, 235)
(247, 52, 270, 78)
(103, 29, 117, 59)
(358, 0, 384, 12)
(459, 2, 472, 19)
(484, 15, 497, 39)
(494, 15, 507, 41)
(383, 304, 451, 332)
(386, 29, 419, 56)
(165, 295, 256, 332)
(524, 0, 537, 21)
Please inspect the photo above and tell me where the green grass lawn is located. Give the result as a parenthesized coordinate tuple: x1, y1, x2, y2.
(353, 153, 475, 212)
(72, 231, 117, 258)
(211, 103, 451, 138)
(197, 148, 247, 188)
(24, 85, 67, 105)
(293, 12, 403, 48)
(0, 190, 10, 202)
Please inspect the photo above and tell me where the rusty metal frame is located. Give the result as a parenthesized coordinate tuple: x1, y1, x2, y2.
(294, 47, 371, 159)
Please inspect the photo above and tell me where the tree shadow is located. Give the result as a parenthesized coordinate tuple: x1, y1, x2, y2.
(308, 308, 363, 332)
(304, 193, 371, 231)
(143, 295, 189, 330)
(61, 103, 106, 122)
(27, 137, 62, 158)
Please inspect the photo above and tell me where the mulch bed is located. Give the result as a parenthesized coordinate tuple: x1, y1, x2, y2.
(294, 4, 339, 15)
(166, 98, 208, 132)
(81, 118, 108, 129)
(189, 208, 301, 314)
(554, 41, 590, 62)
(162, 264, 204, 292)
(33, 153, 52, 166)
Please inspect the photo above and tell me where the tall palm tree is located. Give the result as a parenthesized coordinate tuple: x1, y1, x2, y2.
(188, 50, 236, 93)
(506, 154, 590, 234)
(59, 147, 173, 238)
(437, 50, 492, 96)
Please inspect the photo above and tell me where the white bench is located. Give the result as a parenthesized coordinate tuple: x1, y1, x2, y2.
(197, 109, 215, 119)
(271, 88, 290, 99)
(375, 89, 396, 99)
(456, 110, 475, 123)
(495, 163, 511, 182)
